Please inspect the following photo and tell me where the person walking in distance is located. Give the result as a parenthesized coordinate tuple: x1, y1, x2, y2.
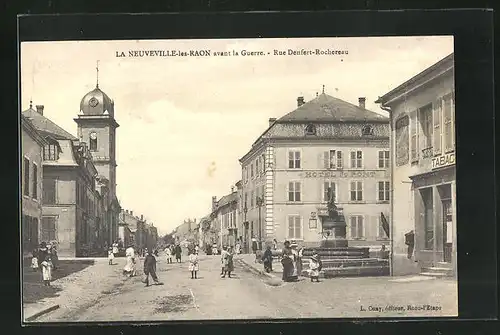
(143, 250, 161, 287)
(262, 244, 273, 273)
(188, 249, 199, 279)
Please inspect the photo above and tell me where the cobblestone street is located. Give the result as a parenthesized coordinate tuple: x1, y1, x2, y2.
(33, 252, 457, 322)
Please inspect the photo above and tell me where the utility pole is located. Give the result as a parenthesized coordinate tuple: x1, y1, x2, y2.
(256, 196, 264, 250)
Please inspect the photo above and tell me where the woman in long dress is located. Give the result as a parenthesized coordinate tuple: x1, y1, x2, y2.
(281, 241, 298, 282)
(123, 245, 136, 277)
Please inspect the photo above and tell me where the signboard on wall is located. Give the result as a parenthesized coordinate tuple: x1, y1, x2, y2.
(299, 170, 388, 179)
(431, 152, 455, 170)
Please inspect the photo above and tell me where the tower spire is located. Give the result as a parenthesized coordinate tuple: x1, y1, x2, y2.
(322, 85, 325, 94)
(96, 60, 100, 88)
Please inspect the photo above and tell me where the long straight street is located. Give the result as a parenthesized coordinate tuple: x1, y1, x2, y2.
(35, 252, 457, 322)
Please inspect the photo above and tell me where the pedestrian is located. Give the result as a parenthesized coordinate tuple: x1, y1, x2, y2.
(261, 245, 273, 273)
(41, 255, 53, 286)
(235, 242, 241, 255)
(251, 237, 258, 257)
(31, 248, 39, 272)
(281, 240, 298, 282)
(108, 247, 115, 265)
(174, 244, 182, 263)
(143, 250, 161, 287)
(220, 246, 228, 278)
(405, 230, 415, 260)
(273, 239, 278, 250)
(195, 244, 200, 255)
(226, 246, 235, 278)
(123, 244, 137, 277)
(112, 241, 119, 257)
(49, 241, 59, 270)
(188, 250, 199, 279)
(37, 242, 48, 274)
(165, 245, 173, 264)
(308, 253, 321, 283)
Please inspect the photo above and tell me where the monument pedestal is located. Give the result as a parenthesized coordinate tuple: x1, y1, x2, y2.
(301, 210, 389, 278)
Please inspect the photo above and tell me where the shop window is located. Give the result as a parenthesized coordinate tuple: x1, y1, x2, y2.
(288, 181, 302, 202)
(288, 150, 301, 169)
(421, 188, 434, 250)
(287, 215, 302, 239)
(395, 116, 409, 166)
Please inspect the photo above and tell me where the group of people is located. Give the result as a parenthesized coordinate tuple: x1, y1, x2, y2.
(260, 240, 323, 283)
(164, 244, 183, 264)
(30, 241, 59, 286)
(220, 245, 235, 278)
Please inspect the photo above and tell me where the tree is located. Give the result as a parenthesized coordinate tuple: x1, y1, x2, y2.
(162, 232, 175, 246)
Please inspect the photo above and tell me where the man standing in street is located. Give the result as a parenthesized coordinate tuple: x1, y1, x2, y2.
(143, 250, 161, 287)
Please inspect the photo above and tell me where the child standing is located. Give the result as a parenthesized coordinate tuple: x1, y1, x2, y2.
(308, 253, 320, 283)
(41, 255, 53, 286)
(165, 245, 173, 264)
(31, 249, 39, 272)
(108, 247, 115, 265)
(188, 250, 199, 279)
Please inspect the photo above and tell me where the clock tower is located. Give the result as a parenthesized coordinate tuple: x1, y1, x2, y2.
(74, 63, 120, 242)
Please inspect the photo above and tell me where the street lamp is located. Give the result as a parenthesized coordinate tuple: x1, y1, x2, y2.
(256, 196, 264, 250)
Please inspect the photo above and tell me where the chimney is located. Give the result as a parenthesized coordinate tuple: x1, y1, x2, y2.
(130, 211, 133, 216)
(126, 210, 129, 214)
(358, 97, 366, 109)
(35, 105, 44, 115)
(297, 96, 305, 107)
(141, 214, 144, 221)
(269, 118, 277, 127)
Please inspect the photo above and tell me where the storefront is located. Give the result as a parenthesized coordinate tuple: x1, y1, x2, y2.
(411, 155, 456, 277)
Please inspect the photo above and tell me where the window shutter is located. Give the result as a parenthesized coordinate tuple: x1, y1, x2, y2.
(324, 151, 329, 169)
(451, 91, 455, 150)
(433, 98, 442, 155)
(410, 110, 418, 161)
(288, 216, 294, 238)
(337, 151, 343, 169)
(295, 217, 301, 239)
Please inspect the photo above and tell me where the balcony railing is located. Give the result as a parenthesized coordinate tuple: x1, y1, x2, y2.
(421, 147, 433, 159)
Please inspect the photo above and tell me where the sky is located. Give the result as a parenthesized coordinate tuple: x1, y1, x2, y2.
(20, 36, 454, 236)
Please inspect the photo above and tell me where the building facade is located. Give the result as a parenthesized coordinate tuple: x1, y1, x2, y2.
(376, 53, 456, 277)
(215, 187, 239, 248)
(121, 210, 149, 250)
(240, 93, 391, 251)
(21, 113, 48, 255)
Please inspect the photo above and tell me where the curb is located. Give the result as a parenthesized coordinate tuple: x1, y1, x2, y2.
(238, 258, 277, 279)
(24, 304, 60, 322)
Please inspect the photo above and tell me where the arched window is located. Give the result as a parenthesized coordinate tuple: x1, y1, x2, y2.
(89, 132, 98, 151)
(305, 123, 317, 135)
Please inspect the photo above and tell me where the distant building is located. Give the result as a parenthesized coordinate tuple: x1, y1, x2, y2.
(214, 186, 239, 248)
(121, 210, 148, 250)
(239, 91, 390, 251)
(376, 53, 456, 277)
(21, 112, 48, 255)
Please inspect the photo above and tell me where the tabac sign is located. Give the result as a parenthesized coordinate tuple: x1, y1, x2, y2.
(432, 152, 455, 170)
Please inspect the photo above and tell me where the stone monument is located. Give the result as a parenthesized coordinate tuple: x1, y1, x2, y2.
(301, 188, 389, 278)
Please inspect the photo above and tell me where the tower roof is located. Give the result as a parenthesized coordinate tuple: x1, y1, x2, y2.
(279, 92, 388, 122)
(80, 86, 114, 116)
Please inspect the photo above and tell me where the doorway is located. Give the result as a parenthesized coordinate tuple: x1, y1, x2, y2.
(439, 184, 453, 263)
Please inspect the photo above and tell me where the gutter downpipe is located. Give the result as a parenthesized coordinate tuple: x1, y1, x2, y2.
(380, 104, 394, 277)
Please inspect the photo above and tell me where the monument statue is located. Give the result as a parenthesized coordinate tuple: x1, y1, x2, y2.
(320, 187, 347, 247)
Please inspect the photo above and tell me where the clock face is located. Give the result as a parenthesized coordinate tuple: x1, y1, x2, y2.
(89, 97, 99, 107)
(90, 132, 97, 140)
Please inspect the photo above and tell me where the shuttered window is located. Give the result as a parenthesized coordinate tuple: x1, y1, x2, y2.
(43, 178, 57, 204)
(287, 216, 301, 239)
(433, 98, 443, 155)
(323, 181, 337, 202)
(410, 111, 418, 162)
(443, 93, 455, 152)
(350, 216, 364, 239)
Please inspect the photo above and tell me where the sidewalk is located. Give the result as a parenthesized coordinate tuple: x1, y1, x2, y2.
(236, 253, 283, 279)
(23, 257, 134, 322)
